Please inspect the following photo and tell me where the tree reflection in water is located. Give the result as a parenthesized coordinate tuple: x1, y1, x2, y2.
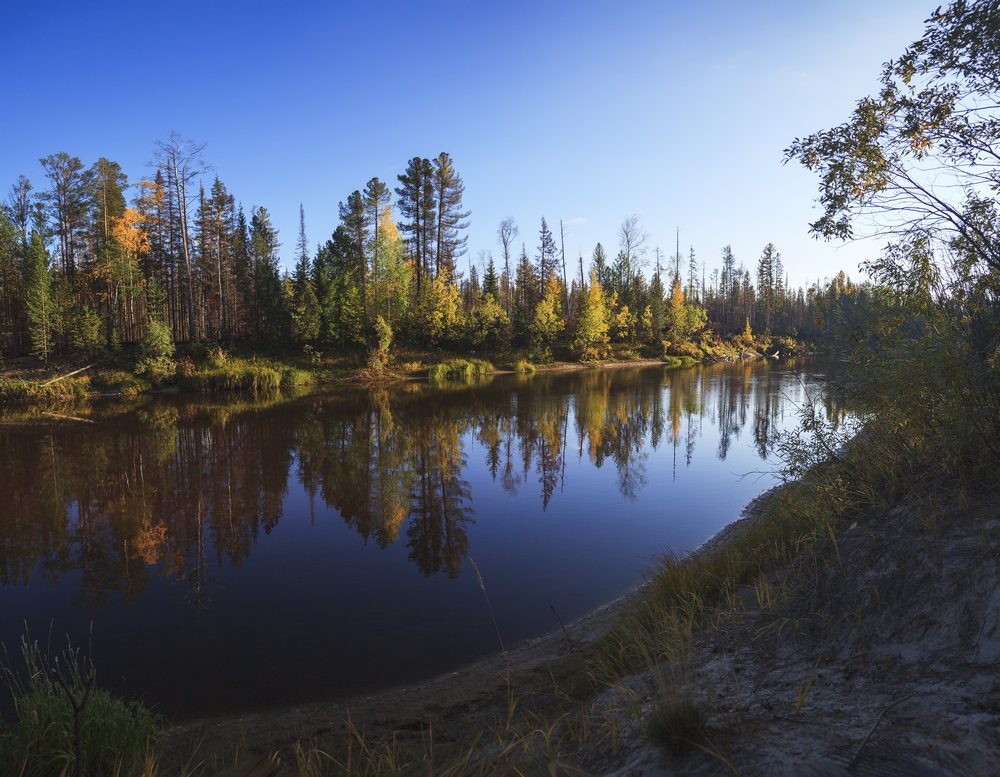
(0, 360, 846, 607)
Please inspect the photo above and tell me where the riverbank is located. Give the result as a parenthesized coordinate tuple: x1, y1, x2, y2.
(153, 473, 1000, 776)
(0, 335, 783, 404)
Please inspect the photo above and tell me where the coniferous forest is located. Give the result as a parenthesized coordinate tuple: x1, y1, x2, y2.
(0, 137, 863, 372)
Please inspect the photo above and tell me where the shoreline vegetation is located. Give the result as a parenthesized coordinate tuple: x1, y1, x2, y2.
(0, 329, 800, 408)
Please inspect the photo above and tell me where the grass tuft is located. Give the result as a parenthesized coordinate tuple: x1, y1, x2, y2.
(426, 359, 494, 385)
(0, 634, 163, 777)
(644, 695, 707, 755)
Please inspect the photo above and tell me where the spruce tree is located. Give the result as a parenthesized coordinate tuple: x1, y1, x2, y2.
(249, 207, 286, 341)
(23, 230, 56, 362)
(290, 204, 320, 345)
(537, 217, 560, 285)
(339, 191, 368, 309)
(482, 258, 500, 301)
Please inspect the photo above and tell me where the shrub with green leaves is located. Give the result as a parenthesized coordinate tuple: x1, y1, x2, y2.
(0, 637, 162, 777)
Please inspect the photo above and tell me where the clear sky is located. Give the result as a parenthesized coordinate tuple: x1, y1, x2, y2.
(1, 1, 931, 291)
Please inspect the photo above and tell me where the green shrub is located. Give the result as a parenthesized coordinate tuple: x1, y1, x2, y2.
(0, 637, 162, 777)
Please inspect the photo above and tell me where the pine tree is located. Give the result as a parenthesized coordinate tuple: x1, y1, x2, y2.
(39, 152, 88, 276)
(231, 205, 252, 339)
(395, 157, 435, 295)
(7, 175, 34, 244)
(719, 244, 737, 333)
(432, 153, 470, 280)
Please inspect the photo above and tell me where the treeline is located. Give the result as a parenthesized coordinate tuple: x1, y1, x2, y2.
(0, 133, 859, 364)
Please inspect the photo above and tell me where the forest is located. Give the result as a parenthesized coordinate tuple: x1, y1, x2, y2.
(0, 140, 861, 373)
(1, 2, 1000, 774)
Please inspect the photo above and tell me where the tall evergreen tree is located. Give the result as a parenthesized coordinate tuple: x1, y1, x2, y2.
(0, 207, 24, 356)
(537, 217, 560, 285)
(686, 246, 699, 303)
(313, 226, 364, 349)
(513, 244, 539, 342)
(592, 243, 612, 290)
(7, 175, 34, 244)
(719, 244, 737, 333)
(339, 190, 368, 310)
(482, 258, 500, 301)
(86, 158, 131, 345)
(249, 206, 285, 341)
(757, 242, 780, 331)
(648, 271, 666, 342)
(23, 230, 57, 362)
(395, 157, 435, 295)
(290, 204, 320, 345)
(231, 204, 252, 339)
(432, 153, 469, 280)
(201, 177, 236, 340)
(39, 152, 88, 276)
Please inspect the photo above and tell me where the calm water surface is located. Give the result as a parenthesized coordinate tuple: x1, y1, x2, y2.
(0, 359, 842, 719)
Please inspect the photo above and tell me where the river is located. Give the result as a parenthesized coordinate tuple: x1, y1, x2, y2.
(0, 358, 843, 720)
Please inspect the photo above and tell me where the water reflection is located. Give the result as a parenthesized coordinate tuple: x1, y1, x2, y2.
(0, 361, 846, 603)
(0, 359, 843, 717)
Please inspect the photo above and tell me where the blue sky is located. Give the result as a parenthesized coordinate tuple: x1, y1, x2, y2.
(1, 1, 930, 290)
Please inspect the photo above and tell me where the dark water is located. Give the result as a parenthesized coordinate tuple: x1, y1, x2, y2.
(0, 358, 843, 720)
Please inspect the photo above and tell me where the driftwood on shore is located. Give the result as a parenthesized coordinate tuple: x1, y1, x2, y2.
(39, 361, 101, 387)
(706, 349, 762, 363)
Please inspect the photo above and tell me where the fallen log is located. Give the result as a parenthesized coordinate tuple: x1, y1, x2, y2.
(39, 361, 101, 387)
